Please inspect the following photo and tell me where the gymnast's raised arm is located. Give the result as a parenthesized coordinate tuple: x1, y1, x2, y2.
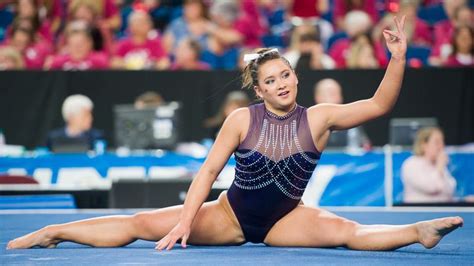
(308, 16, 407, 142)
(155, 108, 248, 251)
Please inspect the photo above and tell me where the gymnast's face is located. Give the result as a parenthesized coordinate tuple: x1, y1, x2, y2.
(254, 58, 298, 112)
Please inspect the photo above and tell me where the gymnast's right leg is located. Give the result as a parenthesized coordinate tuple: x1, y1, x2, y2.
(7, 192, 244, 249)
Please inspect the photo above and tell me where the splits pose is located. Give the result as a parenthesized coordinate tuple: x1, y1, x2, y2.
(8, 17, 463, 251)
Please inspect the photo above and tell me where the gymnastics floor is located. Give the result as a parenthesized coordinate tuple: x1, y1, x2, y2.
(1, 208, 473, 265)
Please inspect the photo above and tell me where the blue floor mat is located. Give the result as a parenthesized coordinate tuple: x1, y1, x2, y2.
(1, 210, 473, 265)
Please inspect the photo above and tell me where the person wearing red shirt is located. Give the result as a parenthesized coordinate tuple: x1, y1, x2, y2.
(429, 2, 472, 66)
(444, 25, 474, 67)
(333, 0, 378, 30)
(329, 11, 387, 68)
(67, 0, 121, 31)
(2, 24, 49, 69)
(46, 29, 108, 70)
(112, 11, 169, 70)
(233, 0, 267, 48)
(285, 0, 329, 18)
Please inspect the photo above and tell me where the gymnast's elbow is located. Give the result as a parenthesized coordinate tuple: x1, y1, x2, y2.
(369, 98, 394, 118)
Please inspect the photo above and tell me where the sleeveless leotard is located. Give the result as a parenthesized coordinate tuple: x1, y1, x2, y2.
(227, 103, 321, 243)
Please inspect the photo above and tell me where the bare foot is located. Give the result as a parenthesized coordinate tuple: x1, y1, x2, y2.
(6, 226, 59, 249)
(416, 216, 464, 249)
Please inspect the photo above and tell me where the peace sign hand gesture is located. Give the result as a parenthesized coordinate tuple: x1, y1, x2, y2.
(383, 16, 407, 60)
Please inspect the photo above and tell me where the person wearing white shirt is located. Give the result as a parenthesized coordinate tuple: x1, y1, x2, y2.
(402, 127, 457, 203)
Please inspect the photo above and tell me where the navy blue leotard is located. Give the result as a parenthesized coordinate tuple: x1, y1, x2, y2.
(227, 103, 321, 243)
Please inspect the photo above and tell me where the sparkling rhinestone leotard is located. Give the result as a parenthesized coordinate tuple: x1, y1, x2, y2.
(227, 103, 321, 243)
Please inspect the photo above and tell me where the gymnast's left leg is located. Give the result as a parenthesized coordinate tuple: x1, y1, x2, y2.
(263, 205, 463, 250)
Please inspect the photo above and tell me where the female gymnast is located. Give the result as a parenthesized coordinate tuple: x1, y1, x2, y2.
(7, 16, 463, 251)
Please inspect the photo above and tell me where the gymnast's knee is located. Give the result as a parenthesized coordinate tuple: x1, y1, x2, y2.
(340, 220, 362, 246)
(131, 211, 152, 227)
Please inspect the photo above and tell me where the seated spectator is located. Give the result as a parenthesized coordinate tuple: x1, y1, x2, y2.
(233, 0, 267, 48)
(0, 46, 25, 70)
(39, 0, 64, 37)
(2, 23, 49, 69)
(201, 0, 241, 69)
(45, 28, 108, 70)
(57, 0, 117, 55)
(163, 0, 209, 54)
(333, 0, 378, 30)
(256, 0, 286, 46)
(68, 0, 121, 32)
(285, 0, 329, 19)
(346, 33, 380, 69)
(134, 91, 164, 109)
(401, 127, 457, 203)
(11, 0, 54, 44)
(204, 90, 250, 138)
(47, 94, 104, 151)
(112, 11, 169, 70)
(118, 0, 174, 35)
(314, 78, 371, 150)
(294, 30, 335, 70)
(373, 0, 432, 47)
(429, 1, 472, 66)
(329, 11, 387, 68)
(444, 25, 473, 67)
(171, 38, 210, 70)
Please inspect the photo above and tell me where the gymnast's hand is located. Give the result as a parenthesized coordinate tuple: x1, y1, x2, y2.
(155, 222, 191, 251)
(382, 16, 407, 60)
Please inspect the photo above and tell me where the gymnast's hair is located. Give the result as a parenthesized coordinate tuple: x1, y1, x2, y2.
(241, 48, 292, 90)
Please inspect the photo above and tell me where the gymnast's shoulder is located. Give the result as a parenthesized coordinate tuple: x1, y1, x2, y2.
(222, 107, 251, 131)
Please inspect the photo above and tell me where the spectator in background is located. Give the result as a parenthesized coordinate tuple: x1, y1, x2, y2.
(63, 0, 116, 54)
(233, 0, 267, 48)
(314, 78, 371, 150)
(430, 1, 472, 66)
(171, 38, 210, 70)
(333, 0, 378, 30)
(119, 0, 174, 35)
(201, 0, 241, 69)
(444, 25, 473, 67)
(401, 127, 457, 203)
(112, 11, 169, 70)
(0, 46, 25, 70)
(2, 23, 49, 69)
(294, 30, 335, 70)
(40, 0, 64, 36)
(285, 4, 334, 49)
(47, 94, 104, 151)
(68, 0, 121, 32)
(373, 0, 432, 47)
(162, 0, 209, 54)
(346, 33, 380, 68)
(11, 0, 54, 44)
(45, 28, 108, 70)
(134, 91, 164, 109)
(329, 10, 387, 68)
(204, 90, 250, 138)
(285, 0, 329, 19)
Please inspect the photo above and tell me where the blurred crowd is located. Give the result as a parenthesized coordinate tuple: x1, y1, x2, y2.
(0, 0, 472, 71)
